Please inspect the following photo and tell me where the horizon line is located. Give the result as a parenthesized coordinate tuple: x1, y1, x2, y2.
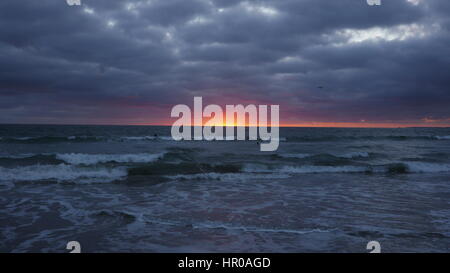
(0, 122, 449, 129)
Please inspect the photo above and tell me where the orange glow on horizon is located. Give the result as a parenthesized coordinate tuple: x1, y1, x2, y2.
(132, 121, 450, 128)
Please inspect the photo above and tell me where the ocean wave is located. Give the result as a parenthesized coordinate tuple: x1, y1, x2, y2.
(164, 172, 290, 181)
(128, 162, 241, 176)
(278, 165, 368, 174)
(1, 161, 449, 184)
(190, 222, 335, 235)
(90, 209, 137, 224)
(405, 162, 450, 173)
(1, 133, 449, 144)
(143, 218, 335, 235)
(55, 153, 164, 165)
(435, 135, 450, 140)
(119, 136, 172, 141)
(245, 162, 450, 174)
(279, 152, 370, 160)
(0, 153, 42, 159)
(279, 153, 312, 159)
(0, 152, 165, 166)
(0, 135, 290, 143)
(338, 152, 370, 159)
(0, 164, 127, 183)
(285, 135, 446, 142)
(243, 162, 371, 174)
(0, 135, 174, 143)
(0, 136, 105, 143)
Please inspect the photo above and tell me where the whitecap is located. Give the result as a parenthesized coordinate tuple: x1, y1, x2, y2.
(55, 152, 164, 165)
(0, 164, 127, 183)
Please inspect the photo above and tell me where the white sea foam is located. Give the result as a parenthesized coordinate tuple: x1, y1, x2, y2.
(0, 164, 127, 183)
(55, 153, 164, 165)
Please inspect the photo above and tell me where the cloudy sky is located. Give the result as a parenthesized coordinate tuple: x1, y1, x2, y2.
(0, 0, 449, 126)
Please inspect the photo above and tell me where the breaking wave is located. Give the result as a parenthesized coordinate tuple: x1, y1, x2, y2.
(55, 153, 165, 165)
(1, 161, 449, 184)
(0, 152, 165, 166)
(0, 164, 127, 183)
(434, 135, 450, 140)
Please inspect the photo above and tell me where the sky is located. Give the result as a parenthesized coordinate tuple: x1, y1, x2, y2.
(0, 0, 449, 127)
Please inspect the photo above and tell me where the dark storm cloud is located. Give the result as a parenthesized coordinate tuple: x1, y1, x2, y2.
(0, 0, 449, 125)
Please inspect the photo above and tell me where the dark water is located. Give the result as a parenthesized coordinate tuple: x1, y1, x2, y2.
(0, 125, 450, 252)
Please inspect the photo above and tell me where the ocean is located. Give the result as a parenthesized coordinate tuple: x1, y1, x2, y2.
(0, 125, 449, 252)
